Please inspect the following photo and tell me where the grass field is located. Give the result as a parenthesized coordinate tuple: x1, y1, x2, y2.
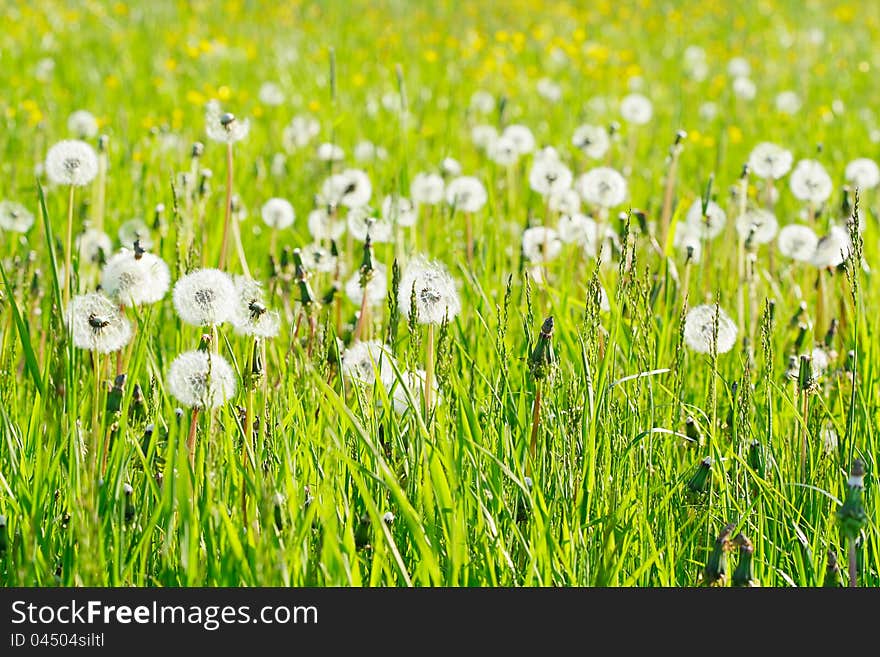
(0, 0, 878, 586)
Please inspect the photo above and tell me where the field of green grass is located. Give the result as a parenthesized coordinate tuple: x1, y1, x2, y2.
(0, 0, 878, 586)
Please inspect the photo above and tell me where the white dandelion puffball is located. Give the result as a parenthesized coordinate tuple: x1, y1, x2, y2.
(345, 262, 388, 307)
(674, 225, 702, 263)
(522, 227, 563, 263)
(167, 350, 237, 409)
(205, 101, 250, 144)
(576, 167, 628, 208)
(77, 228, 113, 264)
(727, 57, 751, 78)
(747, 142, 793, 180)
(0, 201, 35, 233)
(501, 125, 535, 155)
(45, 140, 99, 186)
(735, 209, 779, 244)
(354, 140, 381, 162)
(732, 76, 757, 101)
(699, 102, 719, 121)
(398, 256, 461, 325)
(173, 268, 236, 326)
(529, 159, 573, 197)
(386, 369, 431, 415)
(316, 142, 345, 162)
(341, 340, 396, 386)
(685, 199, 727, 240)
(231, 276, 281, 338)
(470, 90, 495, 114)
(67, 110, 99, 139)
(845, 158, 880, 190)
(307, 207, 347, 241)
(533, 145, 561, 164)
(446, 176, 487, 213)
(488, 135, 520, 167)
(321, 169, 372, 209)
(536, 77, 562, 102)
(101, 249, 171, 306)
(258, 81, 285, 106)
(300, 243, 338, 274)
(790, 159, 832, 204)
(777, 224, 819, 262)
(572, 124, 610, 160)
(410, 172, 445, 206)
(557, 213, 598, 252)
(382, 195, 417, 227)
(812, 226, 852, 268)
(441, 157, 462, 177)
(471, 124, 499, 150)
(118, 219, 153, 250)
(66, 293, 132, 354)
(282, 115, 320, 150)
(620, 93, 653, 124)
(261, 198, 295, 229)
(775, 90, 801, 115)
(683, 304, 738, 354)
(548, 188, 581, 215)
(347, 207, 392, 243)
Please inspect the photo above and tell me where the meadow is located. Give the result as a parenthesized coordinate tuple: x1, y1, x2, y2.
(0, 0, 878, 586)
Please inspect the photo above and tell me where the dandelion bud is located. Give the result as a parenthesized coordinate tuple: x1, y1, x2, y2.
(355, 513, 371, 550)
(527, 317, 557, 381)
(732, 533, 757, 587)
(687, 456, 713, 495)
(675, 129, 687, 144)
(607, 121, 620, 136)
(198, 168, 212, 197)
(106, 374, 126, 414)
(845, 349, 856, 373)
(292, 249, 317, 307)
(824, 550, 842, 587)
(197, 333, 212, 352)
(383, 511, 395, 525)
(685, 416, 702, 445)
(794, 323, 809, 351)
(797, 354, 814, 392)
(97, 134, 109, 152)
(249, 340, 264, 387)
(273, 493, 285, 530)
(785, 354, 799, 381)
(703, 523, 734, 586)
(174, 407, 184, 420)
(837, 459, 867, 541)
(824, 318, 839, 347)
(123, 483, 135, 522)
(191, 142, 204, 159)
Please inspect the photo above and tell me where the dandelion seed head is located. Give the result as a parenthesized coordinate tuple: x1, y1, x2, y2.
(66, 292, 132, 353)
(673, 224, 702, 263)
(307, 206, 347, 241)
(341, 340, 396, 386)
(445, 176, 487, 213)
(775, 90, 802, 115)
(576, 167, 628, 208)
(441, 157, 462, 177)
(260, 198, 295, 230)
(777, 224, 819, 261)
(410, 172, 445, 206)
(300, 243, 339, 274)
(231, 276, 281, 338)
(845, 158, 880, 190)
(557, 213, 598, 253)
(45, 140, 99, 186)
(398, 256, 461, 325)
(790, 159, 833, 204)
(735, 209, 779, 244)
(282, 115, 320, 150)
(67, 110, 99, 139)
(727, 56, 751, 77)
(471, 124, 499, 150)
(488, 135, 520, 166)
(522, 226, 563, 263)
(470, 90, 495, 114)
(572, 124, 610, 160)
(321, 169, 372, 208)
(118, 219, 153, 250)
(683, 304, 738, 354)
(0, 201, 35, 233)
(811, 225, 851, 268)
(529, 158, 573, 197)
(205, 101, 250, 143)
(382, 195, 417, 227)
(747, 142, 793, 180)
(347, 207, 392, 243)
(316, 142, 345, 162)
(101, 249, 171, 306)
(685, 199, 727, 240)
(167, 350, 236, 409)
(548, 188, 581, 215)
(501, 124, 535, 155)
(173, 268, 236, 327)
(620, 93, 653, 124)
(77, 228, 113, 264)
(258, 81, 285, 106)
(732, 76, 757, 100)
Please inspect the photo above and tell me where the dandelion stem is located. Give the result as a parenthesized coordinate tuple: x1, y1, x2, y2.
(63, 184, 75, 309)
(187, 407, 201, 466)
(659, 148, 680, 251)
(848, 540, 857, 588)
(527, 379, 542, 477)
(425, 323, 435, 417)
(218, 142, 234, 270)
(465, 212, 474, 269)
